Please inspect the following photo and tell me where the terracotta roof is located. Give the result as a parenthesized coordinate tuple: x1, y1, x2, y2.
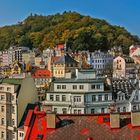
(31, 69, 51, 78)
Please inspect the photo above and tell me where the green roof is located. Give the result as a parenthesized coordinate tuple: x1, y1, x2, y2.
(0, 78, 23, 85)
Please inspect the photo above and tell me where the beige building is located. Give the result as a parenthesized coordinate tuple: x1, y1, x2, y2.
(113, 56, 135, 78)
(0, 76, 38, 140)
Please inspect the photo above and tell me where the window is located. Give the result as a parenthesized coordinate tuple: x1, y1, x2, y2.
(98, 95, 102, 101)
(12, 106, 15, 114)
(91, 109, 95, 114)
(50, 95, 54, 101)
(133, 105, 136, 111)
(96, 85, 100, 89)
(92, 95, 96, 101)
(122, 96, 124, 100)
(62, 108, 67, 114)
(135, 95, 139, 100)
(78, 110, 81, 114)
(74, 96, 81, 102)
(105, 94, 108, 101)
(1, 118, 4, 125)
(19, 133, 24, 137)
(11, 95, 14, 101)
(91, 85, 95, 89)
(123, 107, 126, 112)
(74, 110, 77, 114)
(1, 95, 5, 100)
(117, 107, 120, 112)
(101, 108, 105, 113)
(56, 95, 60, 101)
(118, 96, 121, 100)
(1, 131, 4, 139)
(12, 119, 15, 125)
(62, 95, 66, 101)
(79, 85, 84, 90)
(1, 106, 4, 112)
(57, 85, 61, 89)
(62, 85, 66, 89)
(54, 108, 57, 113)
(7, 87, 11, 92)
(73, 85, 77, 89)
(0, 87, 4, 90)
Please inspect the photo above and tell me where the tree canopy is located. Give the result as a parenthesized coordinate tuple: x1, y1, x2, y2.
(0, 11, 139, 53)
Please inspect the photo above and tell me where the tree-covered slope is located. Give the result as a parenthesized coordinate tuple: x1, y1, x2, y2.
(0, 11, 139, 53)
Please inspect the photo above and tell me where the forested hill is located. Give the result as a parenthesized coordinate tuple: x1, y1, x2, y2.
(0, 11, 140, 53)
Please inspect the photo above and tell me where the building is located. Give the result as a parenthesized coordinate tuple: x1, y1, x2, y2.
(113, 55, 136, 78)
(22, 51, 35, 65)
(112, 78, 140, 113)
(0, 76, 38, 140)
(129, 45, 140, 64)
(2, 46, 30, 66)
(42, 69, 113, 114)
(90, 50, 113, 77)
(53, 53, 79, 78)
(23, 106, 140, 140)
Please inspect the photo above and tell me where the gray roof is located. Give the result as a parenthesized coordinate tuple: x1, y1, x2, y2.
(112, 78, 135, 99)
(53, 78, 105, 83)
(54, 54, 78, 64)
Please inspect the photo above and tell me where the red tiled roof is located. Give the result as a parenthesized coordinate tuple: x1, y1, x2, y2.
(32, 69, 51, 78)
(57, 44, 64, 49)
(24, 107, 140, 140)
(24, 110, 34, 126)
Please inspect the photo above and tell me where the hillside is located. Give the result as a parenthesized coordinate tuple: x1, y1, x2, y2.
(0, 11, 140, 53)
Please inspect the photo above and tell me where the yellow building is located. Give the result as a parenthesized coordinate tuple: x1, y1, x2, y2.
(10, 62, 21, 75)
(53, 54, 79, 78)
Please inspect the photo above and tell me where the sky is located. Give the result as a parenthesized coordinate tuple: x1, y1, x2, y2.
(0, 0, 140, 36)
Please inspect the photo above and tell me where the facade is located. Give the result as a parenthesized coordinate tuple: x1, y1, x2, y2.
(90, 50, 113, 77)
(53, 54, 79, 78)
(113, 55, 136, 78)
(2, 46, 30, 66)
(42, 69, 113, 114)
(0, 77, 38, 140)
(112, 78, 140, 113)
(31, 69, 51, 88)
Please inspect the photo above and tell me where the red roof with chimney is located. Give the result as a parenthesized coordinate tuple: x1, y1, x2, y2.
(32, 69, 51, 78)
(24, 107, 140, 140)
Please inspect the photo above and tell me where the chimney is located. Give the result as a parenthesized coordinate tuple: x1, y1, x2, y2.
(131, 111, 140, 127)
(46, 113, 56, 129)
(110, 113, 120, 128)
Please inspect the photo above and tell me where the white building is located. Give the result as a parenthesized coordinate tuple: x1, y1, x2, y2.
(42, 69, 113, 114)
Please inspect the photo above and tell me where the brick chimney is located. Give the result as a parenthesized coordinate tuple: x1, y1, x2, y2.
(110, 113, 120, 128)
